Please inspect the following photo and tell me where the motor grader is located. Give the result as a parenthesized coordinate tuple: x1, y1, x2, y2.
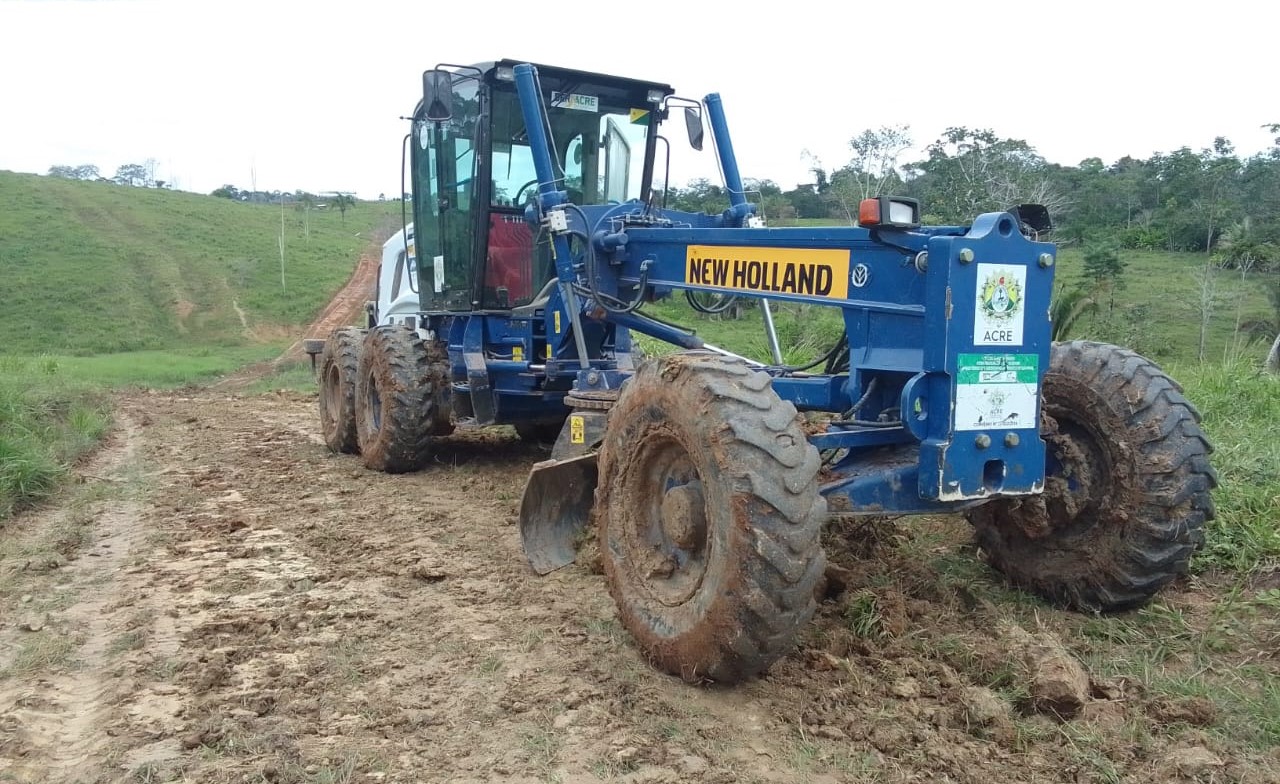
(313, 59, 1216, 683)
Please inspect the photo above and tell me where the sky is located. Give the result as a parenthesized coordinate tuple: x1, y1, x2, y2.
(1, 0, 1274, 200)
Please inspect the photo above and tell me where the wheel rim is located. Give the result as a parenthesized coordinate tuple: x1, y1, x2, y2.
(321, 363, 342, 426)
(1016, 402, 1112, 541)
(366, 370, 383, 434)
(618, 433, 711, 606)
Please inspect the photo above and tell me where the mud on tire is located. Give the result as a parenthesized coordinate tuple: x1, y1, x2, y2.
(355, 325, 450, 473)
(595, 351, 827, 683)
(967, 341, 1217, 612)
(318, 327, 365, 454)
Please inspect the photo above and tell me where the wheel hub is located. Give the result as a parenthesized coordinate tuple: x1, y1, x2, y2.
(620, 437, 712, 606)
(660, 481, 706, 550)
(1014, 424, 1098, 540)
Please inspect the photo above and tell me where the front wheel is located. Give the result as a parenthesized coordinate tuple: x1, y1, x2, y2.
(595, 352, 827, 683)
(967, 341, 1217, 611)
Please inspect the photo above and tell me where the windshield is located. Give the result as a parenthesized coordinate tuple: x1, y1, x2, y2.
(489, 82, 653, 207)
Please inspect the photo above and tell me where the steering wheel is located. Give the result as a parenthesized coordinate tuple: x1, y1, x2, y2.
(514, 179, 540, 205)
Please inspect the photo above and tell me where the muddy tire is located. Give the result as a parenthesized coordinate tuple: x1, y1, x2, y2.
(514, 420, 564, 444)
(318, 327, 364, 454)
(967, 341, 1216, 612)
(595, 352, 826, 683)
(355, 325, 448, 473)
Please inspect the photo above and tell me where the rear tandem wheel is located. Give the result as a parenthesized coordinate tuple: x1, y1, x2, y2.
(355, 324, 452, 473)
(317, 327, 365, 454)
(594, 352, 827, 683)
(967, 341, 1217, 611)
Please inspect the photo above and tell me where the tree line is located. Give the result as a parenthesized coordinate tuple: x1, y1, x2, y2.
(666, 124, 1280, 369)
(669, 124, 1280, 272)
(48, 160, 171, 189)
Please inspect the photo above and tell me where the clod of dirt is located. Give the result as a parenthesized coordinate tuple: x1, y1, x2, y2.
(810, 725, 847, 740)
(613, 746, 641, 763)
(891, 678, 920, 699)
(1165, 746, 1225, 777)
(193, 661, 230, 692)
(675, 755, 709, 775)
(1004, 625, 1091, 718)
(19, 614, 46, 632)
(408, 563, 447, 582)
(20, 594, 32, 604)
(1149, 696, 1218, 727)
(821, 562, 855, 598)
(960, 686, 1013, 739)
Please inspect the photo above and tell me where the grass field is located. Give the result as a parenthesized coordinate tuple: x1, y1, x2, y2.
(0, 171, 398, 355)
(0, 171, 400, 518)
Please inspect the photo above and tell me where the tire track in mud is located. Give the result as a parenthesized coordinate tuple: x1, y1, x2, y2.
(5, 389, 1274, 783)
(0, 415, 148, 781)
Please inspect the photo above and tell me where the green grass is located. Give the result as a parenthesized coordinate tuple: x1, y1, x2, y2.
(1173, 360, 1280, 575)
(0, 171, 398, 355)
(0, 356, 111, 519)
(1053, 248, 1275, 363)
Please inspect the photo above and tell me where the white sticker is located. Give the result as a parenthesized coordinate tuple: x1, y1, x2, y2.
(550, 92, 599, 112)
(973, 263, 1026, 346)
(955, 354, 1038, 431)
(433, 254, 445, 293)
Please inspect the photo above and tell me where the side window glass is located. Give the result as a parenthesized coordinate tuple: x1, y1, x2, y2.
(602, 118, 631, 203)
(391, 250, 406, 300)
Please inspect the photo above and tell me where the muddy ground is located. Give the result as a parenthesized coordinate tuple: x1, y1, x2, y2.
(1, 388, 1276, 783)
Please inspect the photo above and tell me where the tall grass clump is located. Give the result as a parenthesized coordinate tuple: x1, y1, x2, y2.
(0, 355, 110, 520)
(1172, 358, 1280, 575)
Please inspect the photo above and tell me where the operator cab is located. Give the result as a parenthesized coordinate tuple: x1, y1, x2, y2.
(408, 60, 673, 313)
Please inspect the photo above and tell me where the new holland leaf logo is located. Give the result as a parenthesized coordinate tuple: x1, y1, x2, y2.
(980, 269, 1022, 320)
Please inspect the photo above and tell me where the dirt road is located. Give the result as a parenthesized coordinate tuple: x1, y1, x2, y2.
(1, 388, 1275, 783)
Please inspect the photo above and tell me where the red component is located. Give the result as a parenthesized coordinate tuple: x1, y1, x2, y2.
(485, 214, 534, 303)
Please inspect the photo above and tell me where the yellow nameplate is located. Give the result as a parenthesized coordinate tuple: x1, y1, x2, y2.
(685, 245, 851, 299)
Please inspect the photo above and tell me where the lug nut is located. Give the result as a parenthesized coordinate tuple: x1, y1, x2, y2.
(958, 248, 975, 264)
(1004, 432, 1020, 447)
(975, 434, 991, 449)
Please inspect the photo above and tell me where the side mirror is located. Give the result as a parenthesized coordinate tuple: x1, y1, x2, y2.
(684, 107, 704, 151)
(422, 69, 453, 122)
(1009, 203, 1053, 235)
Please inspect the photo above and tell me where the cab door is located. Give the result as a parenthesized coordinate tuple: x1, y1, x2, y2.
(411, 75, 480, 312)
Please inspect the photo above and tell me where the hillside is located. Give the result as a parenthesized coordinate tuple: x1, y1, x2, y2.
(0, 171, 400, 355)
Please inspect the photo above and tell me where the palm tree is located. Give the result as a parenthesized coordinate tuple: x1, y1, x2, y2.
(331, 192, 356, 224)
(1049, 283, 1101, 341)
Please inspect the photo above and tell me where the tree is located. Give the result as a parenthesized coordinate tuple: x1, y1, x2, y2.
(331, 192, 355, 223)
(1081, 239, 1126, 311)
(668, 178, 729, 214)
(909, 127, 1068, 224)
(113, 163, 150, 186)
(1240, 277, 1280, 371)
(211, 184, 240, 199)
(1050, 284, 1101, 341)
(295, 191, 316, 239)
(1189, 257, 1221, 362)
(809, 126, 912, 224)
(48, 164, 99, 180)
